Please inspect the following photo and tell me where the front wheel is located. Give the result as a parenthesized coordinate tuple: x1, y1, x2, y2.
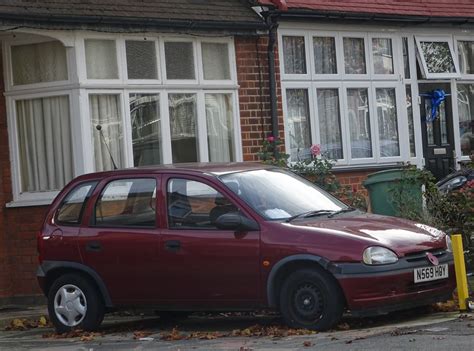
(48, 274, 105, 333)
(279, 269, 344, 331)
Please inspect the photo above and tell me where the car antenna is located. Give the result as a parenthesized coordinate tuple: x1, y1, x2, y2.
(96, 125, 118, 170)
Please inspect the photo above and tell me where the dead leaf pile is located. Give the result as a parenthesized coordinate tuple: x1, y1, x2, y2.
(159, 324, 316, 341)
(432, 299, 458, 312)
(133, 330, 153, 340)
(231, 324, 317, 338)
(160, 327, 187, 341)
(4, 316, 50, 331)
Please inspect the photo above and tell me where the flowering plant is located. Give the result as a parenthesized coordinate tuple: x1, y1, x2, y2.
(257, 135, 289, 167)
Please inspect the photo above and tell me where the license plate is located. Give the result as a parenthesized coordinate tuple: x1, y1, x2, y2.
(414, 264, 448, 283)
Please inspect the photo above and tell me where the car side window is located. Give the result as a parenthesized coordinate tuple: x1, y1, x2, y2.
(167, 178, 237, 229)
(56, 181, 98, 225)
(95, 178, 157, 227)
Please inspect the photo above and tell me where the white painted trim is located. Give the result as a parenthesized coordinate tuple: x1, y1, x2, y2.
(455, 36, 474, 80)
(162, 37, 199, 85)
(278, 31, 312, 81)
(415, 36, 461, 80)
(123, 37, 162, 84)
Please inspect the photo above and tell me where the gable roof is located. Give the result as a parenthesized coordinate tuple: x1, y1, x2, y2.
(258, 0, 474, 20)
(0, 0, 266, 33)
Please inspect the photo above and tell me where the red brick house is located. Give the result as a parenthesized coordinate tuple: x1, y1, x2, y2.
(258, 0, 474, 179)
(1, 0, 474, 305)
(0, 0, 278, 305)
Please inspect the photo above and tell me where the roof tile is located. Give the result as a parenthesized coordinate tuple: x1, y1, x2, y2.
(259, 0, 474, 18)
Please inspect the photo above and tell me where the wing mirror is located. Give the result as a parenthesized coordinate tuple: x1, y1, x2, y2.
(215, 212, 259, 232)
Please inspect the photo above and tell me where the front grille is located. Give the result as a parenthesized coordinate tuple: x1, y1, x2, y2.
(405, 249, 447, 263)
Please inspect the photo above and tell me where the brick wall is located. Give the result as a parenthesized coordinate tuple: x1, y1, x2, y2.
(0, 49, 48, 302)
(0, 48, 12, 299)
(235, 36, 284, 161)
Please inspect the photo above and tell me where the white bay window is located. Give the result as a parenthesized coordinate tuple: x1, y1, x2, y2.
(281, 30, 408, 165)
(4, 34, 240, 206)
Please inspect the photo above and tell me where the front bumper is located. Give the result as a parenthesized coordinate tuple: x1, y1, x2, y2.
(332, 251, 456, 316)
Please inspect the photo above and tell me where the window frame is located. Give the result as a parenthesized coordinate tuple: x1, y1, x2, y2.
(281, 82, 316, 162)
(341, 33, 370, 80)
(198, 38, 236, 85)
(4, 38, 73, 92)
(371, 81, 405, 162)
(3, 33, 238, 207)
(455, 36, 474, 80)
(123, 36, 162, 84)
(310, 32, 343, 81)
(369, 34, 399, 80)
(7, 90, 78, 205)
(55, 180, 98, 227)
(415, 36, 461, 79)
(81, 36, 123, 84)
(279, 31, 312, 81)
(162, 37, 199, 85)
(91, 176, 158, 229)
(313, 82, 348, 164)
(165, 176, 240, 231)
(85, 90, 131, 172)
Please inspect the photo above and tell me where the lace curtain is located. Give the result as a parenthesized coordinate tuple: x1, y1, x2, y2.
(317, 89, 343, 160)
(89, 95, 124, 171)
(205, 94, 234, 162)
(286, 89, 311, 161)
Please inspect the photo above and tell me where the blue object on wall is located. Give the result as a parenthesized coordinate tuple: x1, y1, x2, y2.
(419, 89, 450, 122)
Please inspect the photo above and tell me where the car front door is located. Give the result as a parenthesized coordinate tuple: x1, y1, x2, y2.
(158, 175, 261, 306)
(78, 175, 161, 304)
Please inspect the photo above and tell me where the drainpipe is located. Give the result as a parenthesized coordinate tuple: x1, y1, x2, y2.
(266, 13, 279, 146)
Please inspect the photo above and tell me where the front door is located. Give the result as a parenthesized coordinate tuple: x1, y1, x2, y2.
(159, 176, 260, 307)
(419, 83, 456, 180)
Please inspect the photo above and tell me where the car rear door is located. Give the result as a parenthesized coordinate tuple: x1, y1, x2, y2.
(78, 174, 162, 304)
(158, 174, 261, 306)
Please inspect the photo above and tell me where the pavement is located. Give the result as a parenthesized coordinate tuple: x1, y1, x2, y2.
(0, 305, 470, 350)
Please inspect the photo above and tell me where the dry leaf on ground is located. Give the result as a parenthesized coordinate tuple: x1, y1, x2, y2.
(160, 327, 186, 341)
(133, 330, 153, 340)
(5, 316, 51, 331)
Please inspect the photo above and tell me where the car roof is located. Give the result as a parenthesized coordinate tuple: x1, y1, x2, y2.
(72, 162, 276, 182)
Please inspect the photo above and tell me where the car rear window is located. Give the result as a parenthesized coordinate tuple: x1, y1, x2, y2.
(56, 181, 98, 225)
(94, 178, 157, 227)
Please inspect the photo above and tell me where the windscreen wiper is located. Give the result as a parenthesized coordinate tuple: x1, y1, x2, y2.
(327, 207, 356, 218)
(286, 210, 335, 223)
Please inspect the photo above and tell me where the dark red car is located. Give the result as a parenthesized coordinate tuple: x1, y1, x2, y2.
(37, 163, 455, 333)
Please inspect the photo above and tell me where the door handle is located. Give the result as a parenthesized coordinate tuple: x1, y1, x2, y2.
(165, 240, 181, 252)
(86, 241, 102, 252)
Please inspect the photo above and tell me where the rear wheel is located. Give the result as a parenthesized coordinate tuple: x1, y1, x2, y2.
(279, 269, 344, 331)
(48, 274, 105, 333)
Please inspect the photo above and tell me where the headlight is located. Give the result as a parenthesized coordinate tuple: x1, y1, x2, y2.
(445, 235, 452, 252)
(363, 246, 398, 265)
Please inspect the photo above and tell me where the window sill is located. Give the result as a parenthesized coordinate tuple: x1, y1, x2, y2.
(6, 198, 54, 208)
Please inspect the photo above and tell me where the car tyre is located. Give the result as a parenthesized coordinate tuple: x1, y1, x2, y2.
(48, 274, 105, 333)
(279, 269, 344, 331)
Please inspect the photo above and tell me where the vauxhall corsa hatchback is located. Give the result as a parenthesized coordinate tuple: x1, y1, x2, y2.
(37, 163, 455, 333)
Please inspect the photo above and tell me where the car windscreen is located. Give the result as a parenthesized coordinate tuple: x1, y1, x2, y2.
(219, 169, 346, 220)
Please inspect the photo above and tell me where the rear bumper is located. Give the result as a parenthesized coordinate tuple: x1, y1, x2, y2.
(332, 252, 456, 316)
